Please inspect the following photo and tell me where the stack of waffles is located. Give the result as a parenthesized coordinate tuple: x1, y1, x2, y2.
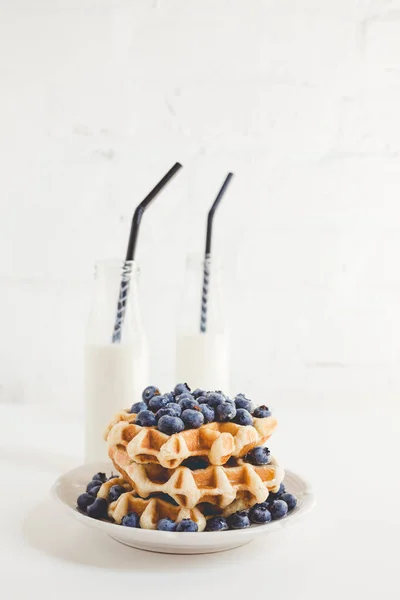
(99, 404, 285, 531)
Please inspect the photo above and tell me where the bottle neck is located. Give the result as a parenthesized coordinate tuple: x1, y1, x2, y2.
(87, 260, 145, 346)
(94, 259, 138, 287)
(178, 253, 226, 336)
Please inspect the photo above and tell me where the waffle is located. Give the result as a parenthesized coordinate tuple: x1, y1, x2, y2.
(104, 409, 137, 440)
(106, 416, 277, 469)
(96, 478, 206, 531)
(109, 449, 284, 509)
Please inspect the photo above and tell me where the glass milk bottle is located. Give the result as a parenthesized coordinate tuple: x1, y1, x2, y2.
(84, 260, 149, 463)
(176, 253, 230, 393)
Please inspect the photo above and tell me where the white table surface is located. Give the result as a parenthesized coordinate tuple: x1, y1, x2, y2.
(1, 402, 398, 600)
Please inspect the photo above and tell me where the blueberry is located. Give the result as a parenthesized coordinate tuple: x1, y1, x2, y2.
(108, 485, 126, 503)
(165, 402, 182, 416)
(233, 408, 253, 426)
(269, 499, 288, 520)
(142, 385, 161, 403)
(227, 511, 250, 530)
(87, 498, 108, 520)
(280, 493, 297, 511)
(176, 519, 198, 532)
(215, 402, 237, 422)
(156, 407, 180, 420)
(249, 505, 272, 524)
(86, 480, 102, 494)
(176, 392, 194, 403)
(181, 457, 209, 470)
(192, 388, 207, 399)
(135, 410, 157, 427)
(148, 395, 170, 413)
(206, 392, 225, 407)
(181, 409, 204, 429)
(197, 395, 209, 404)
(266, 483, 286, 503)
(157, 518, 176, 532)
(77, 492, 96, 512)
(277, 482, 286, 495)
(108, 474, 119, 481)
(158, 415, 185, 435)
(224, 398, 237, 409)
(250, 501, 269, 511)
(121, 512, 140, 528)
(244, 446, 271, 465)
(234, 395, 254, 414)
(165, 392, 175, 403)
(206, 516, 229, 532)
(130, 401, 148, 414)
(253, 405, 272, 418)
(92, 472, 107, 483)
(174, 383, 191, 396)
(199, 404, 215, 424)
(178, 398, 200, 411)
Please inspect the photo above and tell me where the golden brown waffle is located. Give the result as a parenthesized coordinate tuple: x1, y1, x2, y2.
(110, 450, 284, 509)
(104, 410, 137, 440)
(106, 416, 277, 469)
(96, 478, 206, 531)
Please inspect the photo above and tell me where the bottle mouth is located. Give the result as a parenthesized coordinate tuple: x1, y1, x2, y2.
(94, 259, 140, 278)
(185, 252, 219, 268)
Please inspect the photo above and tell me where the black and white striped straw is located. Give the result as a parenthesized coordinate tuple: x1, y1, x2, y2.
(112, 162, 183, 343)
(200, 172, 234, 333)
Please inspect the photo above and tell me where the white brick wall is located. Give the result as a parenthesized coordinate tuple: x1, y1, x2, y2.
(1, 0, 400, 410)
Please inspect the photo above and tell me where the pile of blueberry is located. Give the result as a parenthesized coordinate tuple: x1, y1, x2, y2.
(206, 483, 297, 531)
(77, 472, 120, 520)
(130, 383, 272, 436)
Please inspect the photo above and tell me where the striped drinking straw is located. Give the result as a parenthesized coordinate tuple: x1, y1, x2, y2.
(112, 162, 183, 343)
(200, 172, 234, 333)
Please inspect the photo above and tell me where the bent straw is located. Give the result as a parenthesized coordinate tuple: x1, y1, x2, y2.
(200, 172, 234, 333)
(112, 162, 183, 342)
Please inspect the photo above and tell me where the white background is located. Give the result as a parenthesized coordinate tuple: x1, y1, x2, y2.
(1, 6, 399, 596)
(1, 0, 400, 411)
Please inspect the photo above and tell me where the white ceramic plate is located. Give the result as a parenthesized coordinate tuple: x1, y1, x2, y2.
(52, 462, 315, 555)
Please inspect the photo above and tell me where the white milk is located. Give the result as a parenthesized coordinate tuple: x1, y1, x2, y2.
(84, 343, 148, 463)
(176, 333, 230, 393)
